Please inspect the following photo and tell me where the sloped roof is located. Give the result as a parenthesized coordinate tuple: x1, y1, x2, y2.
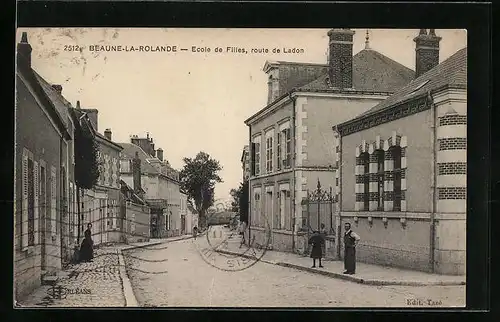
(358, 47, 467, 118)
(300, 49, 415, 93)
(120, 179, 147, 205)
(119, 143, 161, 175)
(32, 70, 72, 129)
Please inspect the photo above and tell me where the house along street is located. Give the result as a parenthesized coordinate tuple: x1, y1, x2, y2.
(123, 225, 465, 307)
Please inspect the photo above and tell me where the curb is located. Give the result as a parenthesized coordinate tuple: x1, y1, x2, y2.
(215, 250, 465, 287)
(121, 235, 194, 252)
(117, 249, 139, 307)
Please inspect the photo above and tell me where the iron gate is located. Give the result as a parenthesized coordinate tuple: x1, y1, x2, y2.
(300, 179, 339, 258)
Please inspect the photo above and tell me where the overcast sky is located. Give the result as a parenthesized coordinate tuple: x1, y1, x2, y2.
(16, 28, 467, 202)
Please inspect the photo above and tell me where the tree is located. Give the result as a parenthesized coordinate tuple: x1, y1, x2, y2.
(179, 152, 222, 228)
(238, 181, 249, 224)
(230, 181, 249, 223)
(70, 109, 100, 244)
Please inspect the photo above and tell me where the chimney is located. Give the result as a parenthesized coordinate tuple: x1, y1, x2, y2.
(104, 128, 112, 141)
(157, 148, 163, 161)
(17, 32, 32, 68)
(132, 151, 142, 193)
(414, 29, 441, 78)
(76, 100, 81, 109)
(51, 84, 63, 94)
(327, 28, 355, 89)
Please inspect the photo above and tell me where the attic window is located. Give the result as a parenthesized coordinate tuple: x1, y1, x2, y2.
(410, 80, 430, 95)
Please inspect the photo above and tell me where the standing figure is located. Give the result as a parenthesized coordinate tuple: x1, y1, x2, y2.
(239, 221, 247, 248)
(193, 226, 198, 240)
(308, 230, 325, 268)
(343, 222, 361, 274)
(79, 223, 94, 262)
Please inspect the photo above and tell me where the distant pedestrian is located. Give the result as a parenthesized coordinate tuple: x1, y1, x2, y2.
(308, 230, 325, 268)
(239, 221, 247, 248)
(193, 226, 198, 240)
(343, 222, 361, 275)
(79, 223, 94, 263)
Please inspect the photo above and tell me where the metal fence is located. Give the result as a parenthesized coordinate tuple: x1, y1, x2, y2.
(302, 179, 336, 235)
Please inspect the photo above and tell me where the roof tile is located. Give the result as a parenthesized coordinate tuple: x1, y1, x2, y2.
(358, 47, 467, 118)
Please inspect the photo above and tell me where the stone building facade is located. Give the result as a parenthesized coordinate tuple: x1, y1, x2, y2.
(245, 29, 415, 253)
(15, 32, 75, 299)
(333, 32, 466, 275)
(119, 134, 181, 238)
(71, 104, 123, 246)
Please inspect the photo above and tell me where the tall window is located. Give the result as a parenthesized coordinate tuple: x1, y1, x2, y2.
(392, 146, 402, 211)
(361, 153, 370, 211)
(376, 150, 385, 211)
(251, 141, 261, 176)
(277, 132, 282, 171)
(254, 192, 261, 227)
(284, 128, 291, 168)
(266, 136, 273, 173)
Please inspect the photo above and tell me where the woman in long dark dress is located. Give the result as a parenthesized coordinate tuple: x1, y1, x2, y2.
(309, 231, 325, 268)
(80, 223, 94, 262)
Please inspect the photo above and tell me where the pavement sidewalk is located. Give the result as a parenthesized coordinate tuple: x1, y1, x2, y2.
(16, 234, 194, 307)
(216, 240, 466, 287)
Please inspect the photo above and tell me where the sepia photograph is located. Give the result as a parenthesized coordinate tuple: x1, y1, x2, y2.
(14, 27, 467, 308)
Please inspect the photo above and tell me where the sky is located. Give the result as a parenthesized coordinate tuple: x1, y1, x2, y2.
(16, 28, 467, 202)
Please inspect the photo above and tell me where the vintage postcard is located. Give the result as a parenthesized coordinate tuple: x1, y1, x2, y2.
(14, 28, 467, 308)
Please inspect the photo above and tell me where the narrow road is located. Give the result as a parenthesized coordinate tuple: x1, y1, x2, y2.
(123, 230, 465, 307)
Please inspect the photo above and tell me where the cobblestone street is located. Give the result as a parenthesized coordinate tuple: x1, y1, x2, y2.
(124, 229, 466, 307)
(17, 247, 125, 307)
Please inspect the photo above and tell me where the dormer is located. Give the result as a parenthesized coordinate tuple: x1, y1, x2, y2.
(263, 61, 280, 105)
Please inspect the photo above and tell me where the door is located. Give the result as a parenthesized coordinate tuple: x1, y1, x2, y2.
(181, 215, 186, 235)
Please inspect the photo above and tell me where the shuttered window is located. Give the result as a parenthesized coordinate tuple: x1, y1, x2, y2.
(21, 149, 29, 250)
(33, 160, 39, 246)
(50, 166, 57, 237)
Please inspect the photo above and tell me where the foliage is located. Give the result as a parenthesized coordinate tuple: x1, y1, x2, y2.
(179, 152, 223, 227)
(238, 181, 249, 223)
(73, 111, 100, 189)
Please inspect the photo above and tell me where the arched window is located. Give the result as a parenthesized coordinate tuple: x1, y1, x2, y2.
(361, 152, 370, 211)
(376, 150, 385, 211)
(391, 146, 402, 211)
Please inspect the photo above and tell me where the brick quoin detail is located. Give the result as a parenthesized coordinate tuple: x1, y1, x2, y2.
(438, 138, 467, 151)
(355, 175, 364, 184)
(439, 114, 467, 126)
(438, 187, 466, 200)
(438, 162, 467, 175)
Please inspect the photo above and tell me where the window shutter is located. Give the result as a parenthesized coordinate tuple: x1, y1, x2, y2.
(34, 160, 39, 246)
(22, 150, 29, 250)
(51, 167, 57, 237)
(251, 143, 256, 175)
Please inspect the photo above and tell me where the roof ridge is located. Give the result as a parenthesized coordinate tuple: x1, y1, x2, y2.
(357, 48, 415, 73)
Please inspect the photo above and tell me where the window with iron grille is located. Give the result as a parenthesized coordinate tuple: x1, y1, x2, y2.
(377, 150, 385, 211)
(361, 152, 370, 211)
(392, 146, 402, 211)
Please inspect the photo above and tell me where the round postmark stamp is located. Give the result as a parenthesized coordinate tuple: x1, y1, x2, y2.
(193, 212, 272, 272)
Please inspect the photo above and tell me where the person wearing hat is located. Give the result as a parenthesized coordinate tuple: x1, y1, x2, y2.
(343, 222, 360, 274)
